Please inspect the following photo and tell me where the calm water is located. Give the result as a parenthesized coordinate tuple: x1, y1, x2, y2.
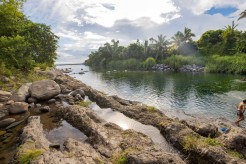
(58, 65, 246, 126)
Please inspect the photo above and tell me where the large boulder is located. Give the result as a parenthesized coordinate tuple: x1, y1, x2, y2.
(0, 90, 12, 102)
(29, 80, 61, 100)
(8, 102, 28, 114)
(11, 83, 32, 102)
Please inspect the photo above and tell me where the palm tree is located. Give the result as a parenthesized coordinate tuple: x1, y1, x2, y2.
(151, 35, 169, 60)
(171, 31, 185, 49)
(183, 27, 195, 43)
(104, 39, 120, 59)
(238, 10, 246, 20)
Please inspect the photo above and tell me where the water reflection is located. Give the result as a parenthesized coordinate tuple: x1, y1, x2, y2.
(58, 65, 246, 126)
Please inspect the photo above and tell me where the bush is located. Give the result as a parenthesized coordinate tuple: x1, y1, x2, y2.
(142, 57, 156, 70)
(108, 58, 142, 70)
(205, 54, 246, 74)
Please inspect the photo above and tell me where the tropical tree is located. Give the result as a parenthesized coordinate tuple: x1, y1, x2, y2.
(150, 34, 169, 61)
(183, 27, 195, 43)
(238, 10, 246, 20)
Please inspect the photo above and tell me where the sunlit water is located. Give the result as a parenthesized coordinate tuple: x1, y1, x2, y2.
(58, 65, 246, 127)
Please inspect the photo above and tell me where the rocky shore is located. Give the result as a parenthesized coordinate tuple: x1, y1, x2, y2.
(152, 64, 205, 73)
(0, 68, 246, 163)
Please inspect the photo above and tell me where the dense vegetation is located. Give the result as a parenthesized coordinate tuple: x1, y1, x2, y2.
(85, 22, 246, 74)
(0, 0, 58, 76)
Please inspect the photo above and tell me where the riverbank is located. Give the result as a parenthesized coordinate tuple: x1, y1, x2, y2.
(0, 68, 246, 163)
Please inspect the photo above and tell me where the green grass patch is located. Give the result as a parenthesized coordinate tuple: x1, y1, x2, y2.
(77, 100, 92, 108)
(146, 106, 156, 111)
(227, 150, 244, 159)
(19, 149, 43, 164)
(111, 148, 137, 164)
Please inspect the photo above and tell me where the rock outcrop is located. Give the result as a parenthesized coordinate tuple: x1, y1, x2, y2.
(0, 90, 11, 102)
(8, 102, 28, 114)
(11, 83, 32, 102)
(29, 80, 61, 100)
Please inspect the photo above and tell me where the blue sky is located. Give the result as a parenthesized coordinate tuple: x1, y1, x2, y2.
(23, 0, 246, 63)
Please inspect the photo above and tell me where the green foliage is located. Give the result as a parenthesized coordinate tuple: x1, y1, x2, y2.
(204, 137, 222, 146)
(78, 101, 92, 108)
(206, 54, 246, 74)
(108, 59, 142, 70)
(227, 150, 244, 159)
(0, 0, 58, 72)
(142, 57, 156, 70)
(146, 106, 156, 111)
(19, 149, 43, 164)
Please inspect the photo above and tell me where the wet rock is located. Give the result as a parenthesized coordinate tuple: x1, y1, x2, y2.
(27, 97, 37, 103)
(0, 118, 16, 128)
(48, 99, 56, 104)
(29, 80, 61, 100)
(39, 106, 50, 113)
(11, 83, 32, 102)
(152, 64, 174, 72)
(8, 102, 28, 114)
(0, 91, 11, 102)
(180, 64, 205, 73)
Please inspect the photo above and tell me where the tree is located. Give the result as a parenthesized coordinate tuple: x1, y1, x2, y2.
(150, 34, 169, 61)
(183, 27, 195, 43)
(238, 10, 246, 20)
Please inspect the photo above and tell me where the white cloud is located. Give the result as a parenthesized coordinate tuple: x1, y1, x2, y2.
(23, 0, 246, 63)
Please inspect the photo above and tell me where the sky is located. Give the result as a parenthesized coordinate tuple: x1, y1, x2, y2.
(23, 0, 246, 63)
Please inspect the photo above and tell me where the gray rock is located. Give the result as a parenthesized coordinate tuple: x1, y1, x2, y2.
(39, 106, 50, 113)
(5, 100, 14, 105)
(29, 80, 61, 100)
(0, 91, 12, 102)
(28, 103, 35, 109)
(70, 89, 85, 98)
(8, 102, 28, 114)
(27, 97, 37, 103)
(48, 99, 56, 104)
(36, 104, 42, 108)
(11, 83, 32, 102)
(0, 118, 16, 128)
(75, 94, 83, 101)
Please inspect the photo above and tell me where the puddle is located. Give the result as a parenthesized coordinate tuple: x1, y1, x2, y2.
(44, 120, 87, 148)
(89, 102, 178, 153)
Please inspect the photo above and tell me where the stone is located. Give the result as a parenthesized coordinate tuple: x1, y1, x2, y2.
(11, 83, 32, 102)
(29, 80, 61, 100)
(39, 106, 50, 113)
(0, 91, 11, 102)
(49, 143, 60, 149)
(28, 103, 35, 109)
(48, 99, 56, 104)
(0, 130, 6, 136)
(70, 89, 85, 99)
(27, 97, 37, 103)
(75, 94, 83, 101)
(5, 100, 14, 105)
(8, 102, 28, 114)
(0, 118, 16, 128)
(36, 104, 42, 108)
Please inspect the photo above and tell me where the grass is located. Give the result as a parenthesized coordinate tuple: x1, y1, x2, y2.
(182, 135, 222, 151)
(77, 100, 92, 108)
(19, 149, 43, 164)
(227, 150, 244, 159)
(111, 148, 137, 164)
(146, 106, 156, 111)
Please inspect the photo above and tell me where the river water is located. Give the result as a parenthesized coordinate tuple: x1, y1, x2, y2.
(58, 65, 246, 127)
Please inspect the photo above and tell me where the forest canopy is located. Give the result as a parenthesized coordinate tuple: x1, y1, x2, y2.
(0, 0, 58, 73)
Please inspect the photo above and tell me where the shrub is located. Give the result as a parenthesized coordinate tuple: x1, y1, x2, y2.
(19, 149, 43, 164)
(142, 57, 156, 70)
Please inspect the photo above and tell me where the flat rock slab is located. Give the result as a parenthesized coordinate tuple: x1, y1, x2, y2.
(0, 118, 16, 128)
(29, 80, 61, 100)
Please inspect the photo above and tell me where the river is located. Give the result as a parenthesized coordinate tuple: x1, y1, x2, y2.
(58, 65, 246, 127)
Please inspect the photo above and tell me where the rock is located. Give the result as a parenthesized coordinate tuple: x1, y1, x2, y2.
(0, 130, 6, 136)
(8, 102, 28, 114)
(181, 119, 218, 138)
(0, 91, 11, 102)
(49, 143, 60, 149)
(70, 89, 85, 99)
(36, 104, 42, 108)
(60, 84, 72, 94)
(28, 103, 35, 109)
(1, 76, 10, 82)
(39, 106, 50, 113)
(29, 80, 61, 100)
(75, 94, 83, 101)
(5, 100, 14, 105)
(180, 64, 205, 73)
(0, 118, 16, 128)
(27, 97, 37, 103)
(11, 83, 32, 102)
(48, 99, 56, 104)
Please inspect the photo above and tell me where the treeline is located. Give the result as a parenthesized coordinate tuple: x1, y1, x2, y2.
(0, 0, 58, 75)
(85, 23, 246, 74)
